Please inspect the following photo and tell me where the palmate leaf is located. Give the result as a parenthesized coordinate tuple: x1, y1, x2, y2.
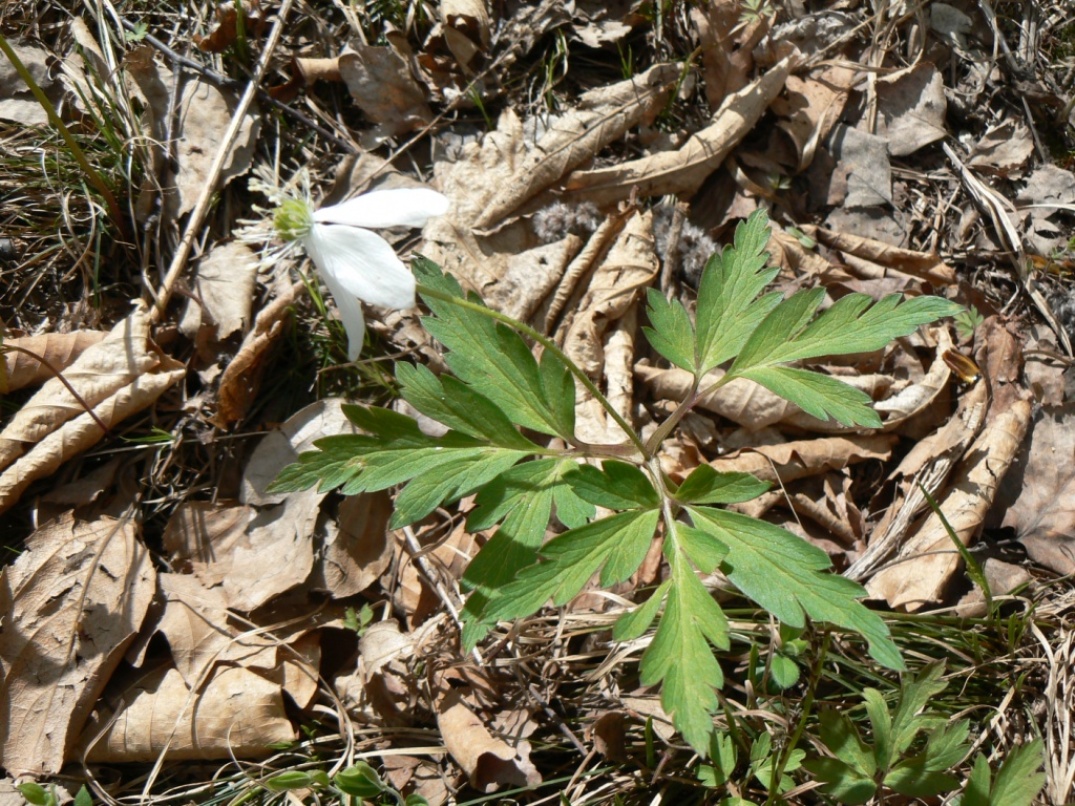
(412, 256, 575, 439)
(687, 505, 904, 671)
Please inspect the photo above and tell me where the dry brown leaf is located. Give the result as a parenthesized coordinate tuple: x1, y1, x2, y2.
(435, 688, 541, 792)
(0, 512, 156, 776)
(811, 226, 958, 286)
(562, 210, 658, 374)
(967, 119, 1034, 177)
(485, 235, 583, 323)
(994, 404, 1075, 575)
(873, 63, 947, 157)
(0, 306, 158, 471)
(690, 0, 767, 104)
(125, 48, 259, 221)
(339, 43, 433, 145)
(562, 52, 797, 206)
(441, 0, 491, 71)
(81, 665, 294, 762)
(0, 355, 185, 515)
(637, 364, 892, 433)
(772, 66, 855, 172)
(866, 396, 1031, 608)
(311, 493, 394, 598)
(710, 434, 896, 484)
(214, 279, 303, 427)
(1, 332, 108, 393)
(473, 62, 681, 229)
(163, 501, 252, 585)
(0, 43, 54, 126)
(156, 573, 278, 688)
(179, 241, 259, 342)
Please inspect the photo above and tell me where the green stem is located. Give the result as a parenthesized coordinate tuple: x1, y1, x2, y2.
(0, 33, 130, 241)
(416, 283, 649, 457)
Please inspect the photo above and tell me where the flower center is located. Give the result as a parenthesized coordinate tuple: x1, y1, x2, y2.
(273, 197, 314, 242)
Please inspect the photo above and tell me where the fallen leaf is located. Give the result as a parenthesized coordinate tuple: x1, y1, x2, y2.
(709, 434, 896, 484)
(473, 63, 681, 229)
(0, 344, 185, 516)
(126, 47, 259, 222)
(562, 53, 797, 206)
(339, 43, 433, 145)
(873, 63, 947, 156)
(967, 119, 1034, 177)
(994, 404, 1075, 575)
(441, 0, 491, 71)
(0, 331, 108, 393)
(0, 43, 55, 126)
(0, 306, 158, 471)
(0, 512, 156, 776)
(435, 689, 541, 792)
(311, 493, 394, 598)
(179, 241, 259, 342)
(213, 278, 303, 427)
(80, 665, 294, 762)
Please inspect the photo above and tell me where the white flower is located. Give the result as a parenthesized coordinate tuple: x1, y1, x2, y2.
(267, 179, 449, 360)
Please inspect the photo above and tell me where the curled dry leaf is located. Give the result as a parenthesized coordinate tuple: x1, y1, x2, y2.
(562, 53, 798, 206)
(0, 331, 108, 393)
(873, 62, 947, 157)
(0, 511, 156, 776)
(709, 434, 896, 484)
(0, 309, 186, 515)
(473, 62, 681, 229)
(213, 279, 303, 427)
(440, 0, 491, 71)
(993, 404, 1075, 576)
(435, 687, 541, 792)
(811, 226, 958, 286)
(0, 306, 157, 470)
(80, 665, 294, 763)
(866, 396, 1031, 608)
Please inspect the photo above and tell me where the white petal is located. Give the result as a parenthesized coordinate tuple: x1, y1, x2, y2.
(304, 222, 416, 310)
(312, 188, 449, 229)
(318, 267, 367, 361)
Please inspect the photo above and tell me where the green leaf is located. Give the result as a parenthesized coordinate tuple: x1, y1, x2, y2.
(695, 209, 783, 373)
(958, 753, 994, 806)
(883, 762, 960, 797)
(334, 763, 386, 798)
(687, 506, 903, 670)
(17, 783, 50, 806)
(889, 663, 948, 755)
(413, 256, 575, 439)
(73, 786, 93, 806)
(675, 523, 729, 574)
(923, 720, 971, 771)
(989, 740, 1046, 806)
(739, 365, 881, 427)
(863, 687, 896, 768)
(483, 510, 660, 622)
(567, 460, 660, 509)
(675, 464, 771, 505)
(768, 653, 800, 689)
(640, 553, 730, 752)
(397, 363, 539, 449)
(613, 580, 669, 641)
(698, 731, 739, 787)
(391, 447, 530, 527)
(816, 709, 876, 779)
(732, 291, 963, 373)
(644, 288, 697, 373)
(802, 756, 877, 804)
